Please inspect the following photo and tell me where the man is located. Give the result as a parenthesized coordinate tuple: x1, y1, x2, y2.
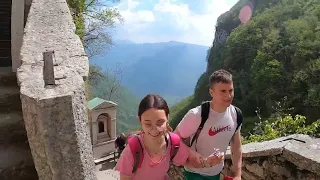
(115, 133, 126, 155)
(174, 69, 243, 180)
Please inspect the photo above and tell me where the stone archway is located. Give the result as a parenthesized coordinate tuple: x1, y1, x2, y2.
(97, 113, 111, 139)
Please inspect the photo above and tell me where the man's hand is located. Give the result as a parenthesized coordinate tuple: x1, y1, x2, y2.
(187, 150, 204, 168)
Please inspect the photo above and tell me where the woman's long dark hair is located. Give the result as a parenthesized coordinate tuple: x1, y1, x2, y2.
(138, 94, 172, 132)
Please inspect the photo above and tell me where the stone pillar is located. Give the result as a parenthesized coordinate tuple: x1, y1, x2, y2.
(20, 77, 97, 180)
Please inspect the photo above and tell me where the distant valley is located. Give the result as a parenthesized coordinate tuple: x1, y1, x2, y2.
(90, 40, 208, 106)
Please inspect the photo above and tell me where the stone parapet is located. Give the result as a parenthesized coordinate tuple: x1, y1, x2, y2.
(17, 0, 96, 180)
(224, 134, 320, 180)
(167, 134, 320, 180)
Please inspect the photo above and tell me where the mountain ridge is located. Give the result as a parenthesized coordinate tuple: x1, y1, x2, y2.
(90, 40, 208, 105)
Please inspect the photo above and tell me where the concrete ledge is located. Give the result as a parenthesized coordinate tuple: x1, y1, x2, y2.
(17, 0, 88, 90)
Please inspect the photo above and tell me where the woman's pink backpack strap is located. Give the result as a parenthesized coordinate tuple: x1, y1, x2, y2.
(169, 132, 180, 160)
(127, 134, 144, 173)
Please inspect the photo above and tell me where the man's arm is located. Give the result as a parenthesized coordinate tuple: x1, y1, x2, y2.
(230, 129, 242, 178)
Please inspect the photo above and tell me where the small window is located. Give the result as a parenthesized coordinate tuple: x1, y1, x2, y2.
(98, 121, 104, 133)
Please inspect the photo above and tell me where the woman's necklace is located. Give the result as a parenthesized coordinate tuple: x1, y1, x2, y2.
(143, 134, 168, 166)
(143, 136, 166, 156)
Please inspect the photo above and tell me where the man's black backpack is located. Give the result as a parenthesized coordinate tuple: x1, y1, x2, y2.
(189, 101, 243, 150)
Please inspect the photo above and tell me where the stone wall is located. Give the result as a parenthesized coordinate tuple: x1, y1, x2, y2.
(224, 134, 320, 180)
(168, 164, 184, 180)
(17, 0, 97, 180)
(167, 134, 320, 180)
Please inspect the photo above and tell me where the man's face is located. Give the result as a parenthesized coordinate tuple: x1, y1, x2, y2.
(209, 82, 234, 107)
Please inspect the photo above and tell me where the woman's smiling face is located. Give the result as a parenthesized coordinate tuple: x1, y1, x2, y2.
(139, 108, 168, 139)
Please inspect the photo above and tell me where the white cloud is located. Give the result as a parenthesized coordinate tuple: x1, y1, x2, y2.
(118, 0, 155, 25)
(122, 10, 155, 24)
(154, 0, 190, 30)
(115, 0, 237, 46)
(188, 0, 231, 45)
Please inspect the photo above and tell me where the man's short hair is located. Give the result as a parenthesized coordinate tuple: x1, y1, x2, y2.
(209, 69, 233, 87)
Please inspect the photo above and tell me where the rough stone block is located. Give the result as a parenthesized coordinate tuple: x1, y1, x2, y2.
(270, 164, 291, 178)
(245, 163, 264, 177)
(283, 139, 320, 175)
(242, 169, 262, 180)
(20, 81, 97, 180)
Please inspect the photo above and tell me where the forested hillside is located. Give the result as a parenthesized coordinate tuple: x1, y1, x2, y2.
(170, 0, 320, 139)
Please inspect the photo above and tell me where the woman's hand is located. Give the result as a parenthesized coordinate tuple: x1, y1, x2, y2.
(186, 150, 205, 168)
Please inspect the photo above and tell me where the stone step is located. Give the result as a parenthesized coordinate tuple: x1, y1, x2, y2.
(0, 40, 10, 47)
(0, 49, 11, 57)
(0, 72, 21, 113)
(0, 111, 28, 145)
(0, 88, 21, 113)
(0, 71, 17, 86)
(0, 57, 12, 67)
(0, 143, 38, 180)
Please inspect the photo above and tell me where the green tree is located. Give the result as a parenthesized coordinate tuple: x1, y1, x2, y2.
(84, 0, 123, 57)
(243, 115, 320, 144)
(67, 0, 123, 57)
(171, 0, 320, 136)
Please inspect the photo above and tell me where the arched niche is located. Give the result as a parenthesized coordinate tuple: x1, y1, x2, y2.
(97, 113, 111, 138)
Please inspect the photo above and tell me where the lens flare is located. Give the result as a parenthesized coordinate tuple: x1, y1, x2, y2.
(239, 5, 253, 24)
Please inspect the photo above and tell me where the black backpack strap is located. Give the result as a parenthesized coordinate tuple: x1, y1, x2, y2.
(234, 106, 243, 133)
(190, 101, 210, 150)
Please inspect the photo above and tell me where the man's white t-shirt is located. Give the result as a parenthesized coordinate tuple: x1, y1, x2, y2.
(176, 104, 241, 176)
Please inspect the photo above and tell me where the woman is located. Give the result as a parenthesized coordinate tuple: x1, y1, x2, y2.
(115, 94, 224, 180)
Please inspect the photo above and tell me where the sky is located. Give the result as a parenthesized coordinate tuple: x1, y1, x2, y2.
(111, 0, 239, 46)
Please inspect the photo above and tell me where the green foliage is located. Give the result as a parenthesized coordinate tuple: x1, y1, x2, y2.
(243, 115, 320, 144)
(169, 96, 194, 129)
(171, 0, 320, 141)
(88, 65, 140, 133)
(193, 72, 210, 104)
(84, 0, 123, 57)
(202, 0, 320, 120)
(67, 0, 86, 39)
(67, 0, 123, 57)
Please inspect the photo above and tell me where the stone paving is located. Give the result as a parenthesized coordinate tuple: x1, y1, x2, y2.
(95, 156, 120, 180)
